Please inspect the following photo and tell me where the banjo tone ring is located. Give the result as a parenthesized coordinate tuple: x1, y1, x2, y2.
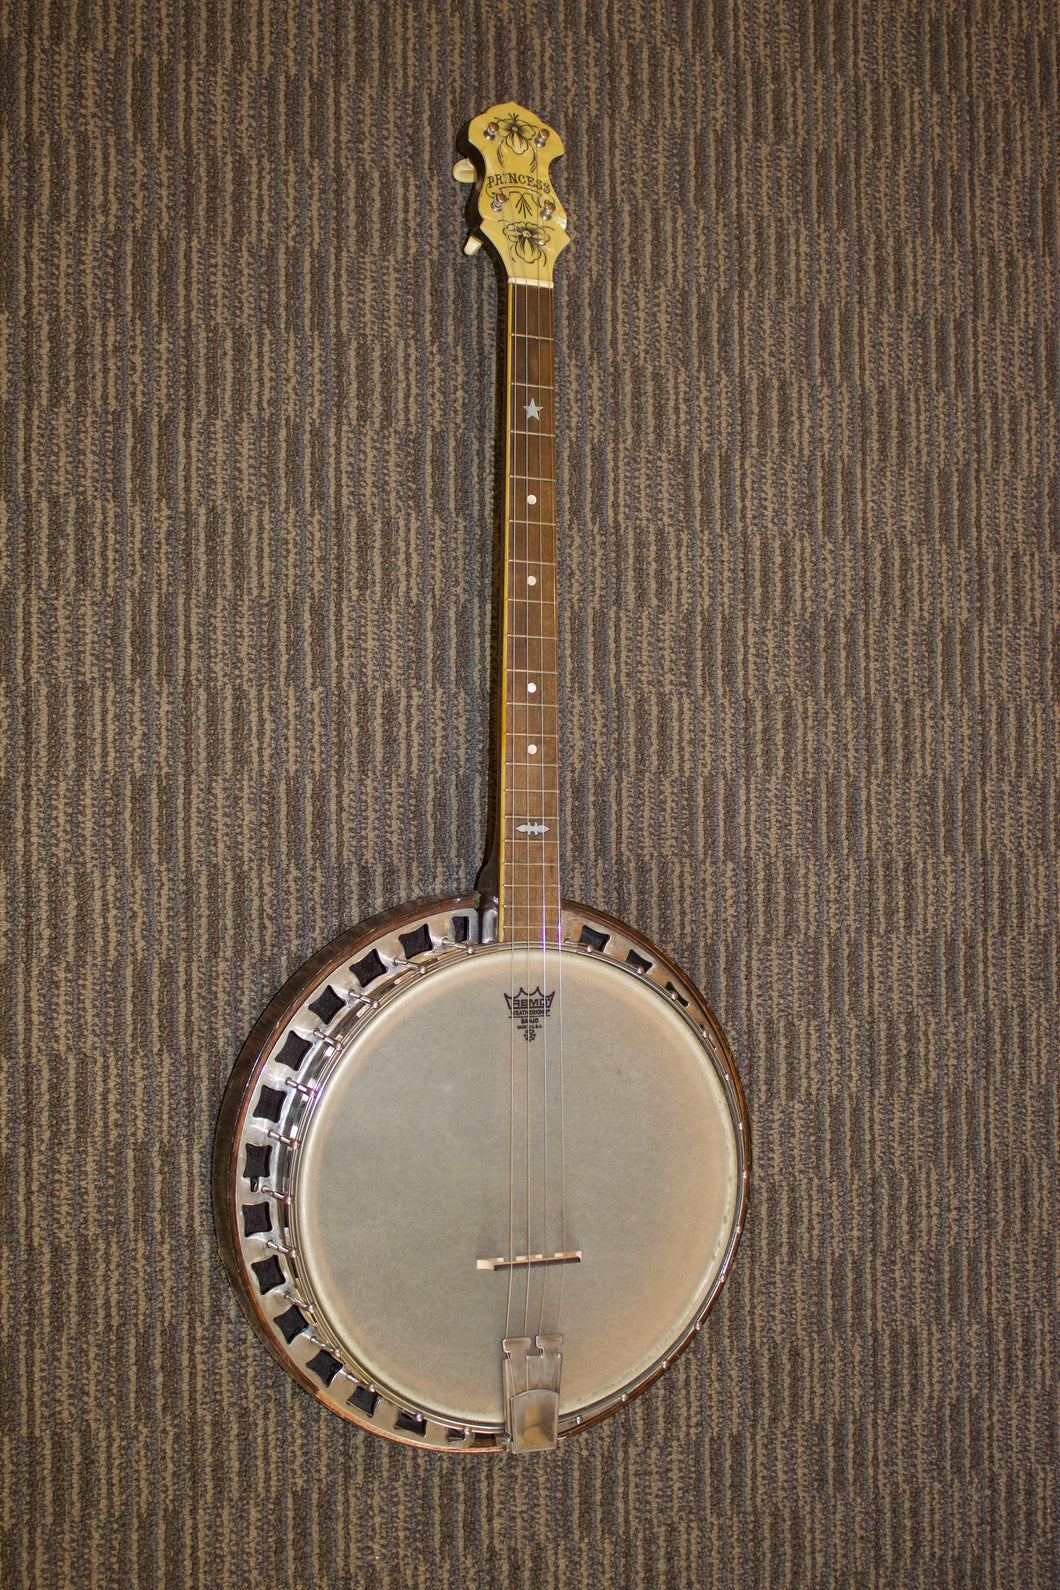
(213, 896, 750, 1452)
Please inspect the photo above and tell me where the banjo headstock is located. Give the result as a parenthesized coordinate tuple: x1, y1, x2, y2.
(456, 102, 569, 280)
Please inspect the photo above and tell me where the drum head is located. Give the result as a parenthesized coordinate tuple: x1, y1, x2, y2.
(291, 944, 739, 1429)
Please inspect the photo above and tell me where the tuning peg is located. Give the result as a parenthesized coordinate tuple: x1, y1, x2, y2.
(463, 234, 484, 256)
(452, 158, 476, 183)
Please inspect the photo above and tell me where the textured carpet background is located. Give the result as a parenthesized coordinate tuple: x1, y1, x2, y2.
(3, 0, 1058, 1586)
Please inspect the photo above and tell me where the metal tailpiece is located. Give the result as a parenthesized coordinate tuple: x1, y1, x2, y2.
(503, 1334, 563, 1453)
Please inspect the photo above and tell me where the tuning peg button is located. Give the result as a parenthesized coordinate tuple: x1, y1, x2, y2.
(463, 234, 484, 256)
(452, 158, 476, 183)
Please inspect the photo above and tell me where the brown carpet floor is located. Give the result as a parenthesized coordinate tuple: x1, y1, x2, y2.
(3, 0, 1058, 1585)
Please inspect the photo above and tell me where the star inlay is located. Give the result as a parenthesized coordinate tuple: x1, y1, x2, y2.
(524, 398, 542, 421)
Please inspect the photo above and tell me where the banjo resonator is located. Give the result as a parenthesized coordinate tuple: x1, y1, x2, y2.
(213, 104, 749, 1455)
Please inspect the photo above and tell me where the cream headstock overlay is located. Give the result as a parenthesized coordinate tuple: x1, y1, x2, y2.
(454, 103, 569, 282)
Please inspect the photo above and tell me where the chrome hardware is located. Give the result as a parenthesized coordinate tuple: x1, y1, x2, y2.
(503, 1334, 563, 1453)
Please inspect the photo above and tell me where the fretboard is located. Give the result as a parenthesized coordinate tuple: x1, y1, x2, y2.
(499, 282, 561, 944)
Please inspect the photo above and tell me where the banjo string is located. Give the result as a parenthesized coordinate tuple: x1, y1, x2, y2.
(537, 268, 549, 1344)
(548, 270, 568, 1342)
(506, 256, 567, 1348)
(505, 279, 523, 1342)
(522, 273, 533, 1339)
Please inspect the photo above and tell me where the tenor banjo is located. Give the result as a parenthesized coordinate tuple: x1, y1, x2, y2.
(213, 103, 749, 1453)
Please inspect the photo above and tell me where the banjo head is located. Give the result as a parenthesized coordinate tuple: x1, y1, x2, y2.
(213, 897, 749, 1450)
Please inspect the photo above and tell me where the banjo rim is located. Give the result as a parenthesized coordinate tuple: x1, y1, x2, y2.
(212, 894, 750, 1452)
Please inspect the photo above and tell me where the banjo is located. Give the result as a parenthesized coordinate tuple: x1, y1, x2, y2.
(213, 103, 749, 1453)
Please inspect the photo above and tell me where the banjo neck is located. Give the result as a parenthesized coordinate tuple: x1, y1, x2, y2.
(460, 103, 570, 945)
(500, 280, 561, 943)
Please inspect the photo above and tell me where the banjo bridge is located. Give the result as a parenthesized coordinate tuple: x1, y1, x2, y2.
(476, 1249, 581, 1271)
(503, 1334, 563, 1454)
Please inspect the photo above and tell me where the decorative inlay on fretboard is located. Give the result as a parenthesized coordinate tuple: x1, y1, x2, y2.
(500, 282, 562, 944)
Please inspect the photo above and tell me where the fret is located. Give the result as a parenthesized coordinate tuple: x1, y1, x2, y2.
(505, 620, 557, 629)
(507, 645, 554, 672)
(505, 722, 558, 741)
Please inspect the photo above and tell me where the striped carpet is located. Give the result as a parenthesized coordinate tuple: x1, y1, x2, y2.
(3, 0, 1058, 1586)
